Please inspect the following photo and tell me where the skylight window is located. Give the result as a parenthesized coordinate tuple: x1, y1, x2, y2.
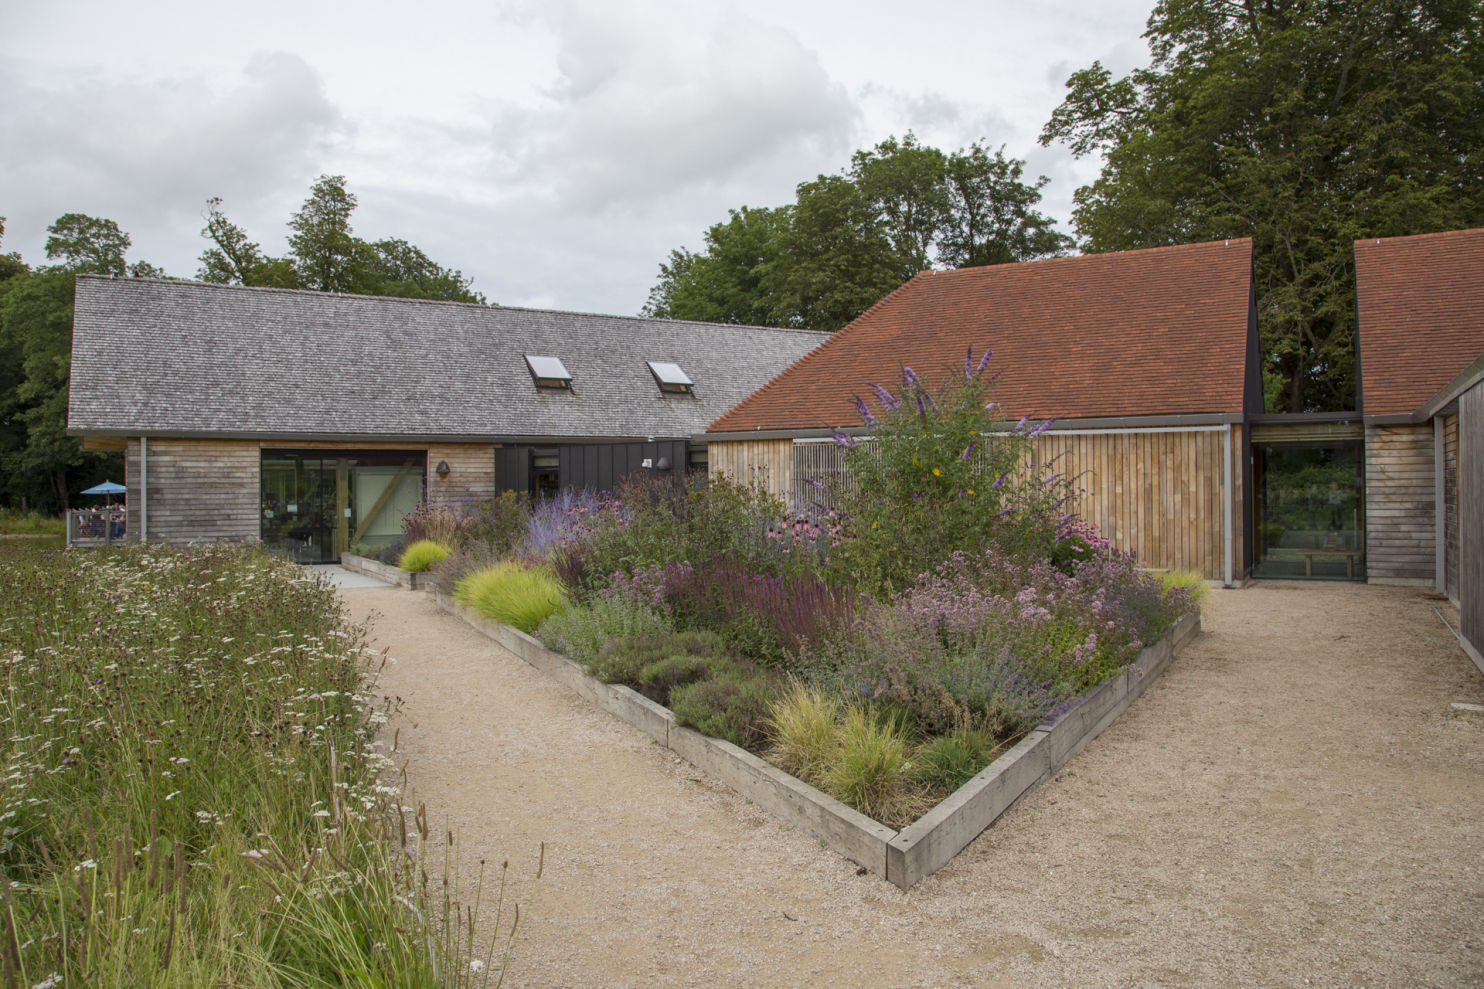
(525, 354, 572, 389)
(647, 360, 694, 394)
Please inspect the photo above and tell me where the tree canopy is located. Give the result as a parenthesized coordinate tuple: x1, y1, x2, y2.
(198, 175, 487, 303)
(1, 215, 147, 511)
(643, 135, 1070, 331)
(1041, 0, 1484, 412)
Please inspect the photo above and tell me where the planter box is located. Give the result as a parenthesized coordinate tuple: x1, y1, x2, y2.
(433, 594, 1199, 889)
(339, 552, 432, 590)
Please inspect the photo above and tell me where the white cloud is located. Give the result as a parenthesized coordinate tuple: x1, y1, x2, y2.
(488, 1, 858, 212)
(0, 52, 345, 269)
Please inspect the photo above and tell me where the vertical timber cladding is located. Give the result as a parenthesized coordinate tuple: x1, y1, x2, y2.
(426, 443, 496, 509)
(1460, 385, 1484, 658)
(1443, 414, 1460, 602)
(125, 438, 260, 545)
(1365, 423, 1437, 583)
(1028, 428, 1232, 581)
(774, 427, 1234, 580)
(708, 439, 793, 503)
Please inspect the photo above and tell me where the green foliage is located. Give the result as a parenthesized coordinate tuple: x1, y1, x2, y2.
(1040, 0, 1484, 411)
(1158, 568, 1209, 605)
(912, 725, 1001, 795)
(197, 178, 486, 303)
(582, 474, 785, 580)
(398, 538, 451, 572)
(0, 266, 123, 511)
(0, 508, 63, 534)
(43, 213, 132, 276)
(535, 594, 672, 667)
(455, 562, 565, 633)
(766, 683, 842, 783)
(823, 706, 920, 827)
(0, 541, 524, 985)
(668, 667, 779, 749)
(830, 357, 1069, 594)
(585, 629, 729, 687)
(644, 134, 1068, 331)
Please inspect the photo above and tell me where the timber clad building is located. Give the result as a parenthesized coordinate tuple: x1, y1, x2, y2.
(66, 229, 1483, 660)
(66, 276, 828, 563)
(707, 239, 1264, 585)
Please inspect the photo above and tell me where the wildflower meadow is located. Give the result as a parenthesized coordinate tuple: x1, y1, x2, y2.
(0, 540, 527, 988)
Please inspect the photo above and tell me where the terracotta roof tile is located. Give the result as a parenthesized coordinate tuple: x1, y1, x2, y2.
(709, 239, 1255, 432)
(1355, 227, 1484, 416)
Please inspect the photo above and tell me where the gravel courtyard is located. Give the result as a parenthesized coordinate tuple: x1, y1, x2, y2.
(341, 580, 1484, 988)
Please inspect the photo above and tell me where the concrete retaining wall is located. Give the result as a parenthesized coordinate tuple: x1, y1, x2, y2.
(431, 591, 1199, 889)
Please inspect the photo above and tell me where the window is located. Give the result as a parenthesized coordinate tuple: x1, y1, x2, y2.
(525, 354, 573, 389)
(647, 360, 694, 394)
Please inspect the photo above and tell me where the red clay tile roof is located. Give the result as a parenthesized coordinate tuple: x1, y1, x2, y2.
(709, 239, 1255, 432)
(1355, 227, 1484, 417)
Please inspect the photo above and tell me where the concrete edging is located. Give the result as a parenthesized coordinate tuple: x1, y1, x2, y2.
(340, 552, 432, 590)
(430, 591, 1199, 889)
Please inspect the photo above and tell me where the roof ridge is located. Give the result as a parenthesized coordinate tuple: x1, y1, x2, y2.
(75, 273, 828, 337)
(1355, 227, 1484, 249)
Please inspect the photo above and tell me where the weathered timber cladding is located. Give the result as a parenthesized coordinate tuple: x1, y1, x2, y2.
(1443, 414, 1459, 602)
(768, 427, 1238, 580)
(1460, 386, 1483, 658)
(126, 438, 259, 545)
(1027, 429, 1235, 581)
(426, 444, 496, 507)
(708, 439, 793, 503)
(1365, 424, 1436, 583)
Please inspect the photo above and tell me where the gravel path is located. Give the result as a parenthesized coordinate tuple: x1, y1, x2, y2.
(342, 582, 1484, 988)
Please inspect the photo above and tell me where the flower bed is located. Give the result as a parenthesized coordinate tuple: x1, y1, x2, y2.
(400, 354, 1201, 880)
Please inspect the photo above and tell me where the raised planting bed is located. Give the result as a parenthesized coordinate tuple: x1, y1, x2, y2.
(431, 588, 1200, 888)
(339, 552, 434, 590)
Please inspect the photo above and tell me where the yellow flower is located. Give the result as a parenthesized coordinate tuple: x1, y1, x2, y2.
(967, 489, 975, 495)
(932, 468, 942, 476)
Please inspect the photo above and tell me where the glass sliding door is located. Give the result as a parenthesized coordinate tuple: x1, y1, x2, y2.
(1251, 431, 1365, 580)
(261, 450, 425, 563)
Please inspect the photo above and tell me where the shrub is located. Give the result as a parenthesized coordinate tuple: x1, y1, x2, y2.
(454, 561, 565, 633)
(535, 594, 671, 667)
(399, 538, 451, 572)
(402, 500, 462, 548)
(826, 352, 1074, 595)
(661, 559, 855, 664)
(637, 654, 722, 705)
(669, 668, 779, 749)
(460, 490, 529, 554)
(587, 629, 729, 687)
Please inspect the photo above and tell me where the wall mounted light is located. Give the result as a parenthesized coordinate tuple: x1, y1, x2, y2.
(655, 456, 672, 471)
(436, 460, 451, 478)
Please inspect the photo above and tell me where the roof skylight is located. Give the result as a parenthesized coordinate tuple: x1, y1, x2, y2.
(525, 354, 573, 389)
(647, 360, 694, 394)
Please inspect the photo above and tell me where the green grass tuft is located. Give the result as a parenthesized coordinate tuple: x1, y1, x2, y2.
(398, 538, 451, 572)
(455, 561, 566, 633)
(1158, 568, 1210, 604)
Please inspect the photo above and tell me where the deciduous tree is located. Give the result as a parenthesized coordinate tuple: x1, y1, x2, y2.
(1041, 0, 1484, 411)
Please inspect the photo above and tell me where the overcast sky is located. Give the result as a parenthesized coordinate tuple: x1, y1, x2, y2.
(1, 0, 1155, 315)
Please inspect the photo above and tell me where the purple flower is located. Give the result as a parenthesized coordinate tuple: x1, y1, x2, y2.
(964, 347, 974, 381)
(975, 347, 993, 377)
(902, 366, 918, 386)
(870, 383, 900, 412)
(831, 428, 859, 449)
(1029, 419, 1055, 438)
(853, 396, 877, 426)
(961, 442, 974, 461)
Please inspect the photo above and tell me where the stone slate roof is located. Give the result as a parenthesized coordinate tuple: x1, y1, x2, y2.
(68, 276, 830, 442)
(1355, 227, 1484, 417)
(708, 238, 1257, 433)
